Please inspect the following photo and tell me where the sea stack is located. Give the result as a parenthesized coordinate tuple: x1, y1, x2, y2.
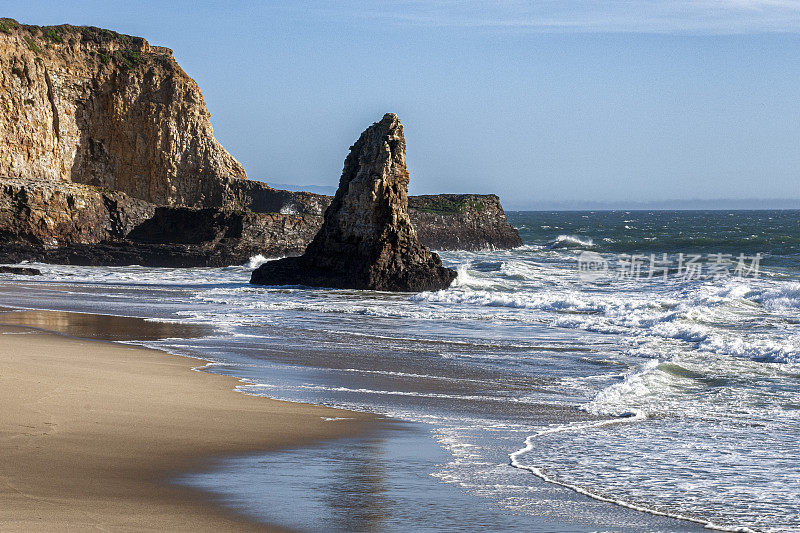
(250, 113, 457, 292)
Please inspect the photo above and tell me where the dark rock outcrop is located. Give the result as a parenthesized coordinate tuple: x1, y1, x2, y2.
(250, 189, 523, 250)
(251, 114, 456, 291)
(122, 206, 318, 266)
(0, 177, 521, 266)
(0, 265, 40, 275)
(0, 177, 319, 267)
(0, 176, 154, 246)
(408, 194, 522, 250)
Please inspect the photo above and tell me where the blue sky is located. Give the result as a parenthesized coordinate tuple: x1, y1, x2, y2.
(8, 1, 800, 208)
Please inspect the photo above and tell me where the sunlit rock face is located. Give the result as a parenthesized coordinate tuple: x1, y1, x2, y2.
(0, 21, 246, 208)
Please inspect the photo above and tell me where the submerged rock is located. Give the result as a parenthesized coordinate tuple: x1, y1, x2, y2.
(250, 113, 456, 292)
(0, 266, 41, 275)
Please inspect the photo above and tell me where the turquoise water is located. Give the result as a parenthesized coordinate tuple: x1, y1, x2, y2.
(2, 210, 799, 531)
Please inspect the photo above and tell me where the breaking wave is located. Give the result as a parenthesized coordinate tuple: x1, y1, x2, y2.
(545, 234, 595, 249)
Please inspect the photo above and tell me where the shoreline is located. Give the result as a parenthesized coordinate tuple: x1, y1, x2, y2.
(0, 304, 709, 532)
(0, 309, 376, 531)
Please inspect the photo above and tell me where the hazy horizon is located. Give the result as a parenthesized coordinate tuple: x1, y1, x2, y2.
(505, 199, 800, 211)
(8, 1, 800, 210)
(271, 181, 800, 210)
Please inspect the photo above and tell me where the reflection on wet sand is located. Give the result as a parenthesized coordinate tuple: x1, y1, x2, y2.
(0, 309, 210, 342)
(323, 436, 390, 531)
(180, 421, 586, 532)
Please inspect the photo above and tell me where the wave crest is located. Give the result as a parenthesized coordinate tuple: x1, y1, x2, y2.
(546, 235, 595, 249)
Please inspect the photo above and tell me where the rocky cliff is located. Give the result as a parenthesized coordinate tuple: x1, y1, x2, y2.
(251, 114, 456, 291)
(0, 176, 153, 253)
(235, 190, 522, 251)
(408, 194, 522, 250)
(0, 20, 520, 267)
(0, 20, 248, 207)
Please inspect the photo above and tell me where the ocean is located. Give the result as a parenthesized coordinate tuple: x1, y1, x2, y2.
(2, 210, 799, 532)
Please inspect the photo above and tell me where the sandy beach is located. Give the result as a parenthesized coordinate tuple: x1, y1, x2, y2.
(0, 310, 372, 531)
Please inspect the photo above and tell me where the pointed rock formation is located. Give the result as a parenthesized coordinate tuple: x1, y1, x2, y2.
(250, 113, 457, 292)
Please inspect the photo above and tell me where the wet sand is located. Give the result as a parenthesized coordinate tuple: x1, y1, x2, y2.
(0, 309, 210, 341)
(0, 310, 374, 531)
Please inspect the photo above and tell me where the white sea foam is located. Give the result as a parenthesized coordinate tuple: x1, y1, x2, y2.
(245, 254, 271, 269)
(243, 382, 540, 404)
(753, 282, 800, 311)
(509, 422, 756, 533)
(451, 263, 497, 289)
(584, 359, 662, 417)
(545, 234, 595, 249)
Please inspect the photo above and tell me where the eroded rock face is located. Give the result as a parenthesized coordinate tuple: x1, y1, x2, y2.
(0, 21, 247, 208)
(251, 114, 456, 291)
(0, 177, 320, 267)
(0, 176, 154, 247)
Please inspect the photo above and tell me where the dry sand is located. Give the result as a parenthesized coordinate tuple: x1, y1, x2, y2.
(0, 311, 373, 531)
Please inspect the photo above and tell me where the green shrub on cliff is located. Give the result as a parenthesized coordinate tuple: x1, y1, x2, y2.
(79, 26, 122, 45)
(114, 48, 144, 70)
(415, 197, 486, 215)
(0, 19, 19, 34)
(8, 22, 148, 72)
(43, 27, 64, 43)
(90, 48, 145, 70)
